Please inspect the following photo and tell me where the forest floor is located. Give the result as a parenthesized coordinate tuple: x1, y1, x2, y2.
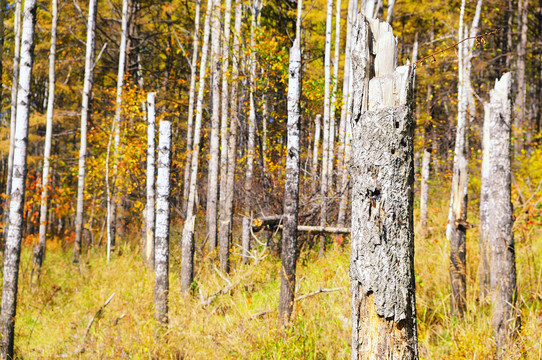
(6, 181, 542, 359)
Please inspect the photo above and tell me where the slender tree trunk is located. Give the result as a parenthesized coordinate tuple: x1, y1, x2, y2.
(73, 0, 98, 263)
(154, 120, 172, 327)
(514, 0, 528, 154)
(327, 0, 341, 191)
(349, 15, 418, 359)
(241, 0, 260, 264)
(319, 0, 333, 257)
(206, 0, 222, 251)
(486, 73, 518, 358)
(108, 0, 129, 256)
(145, 92, 156, 269)
(386, 0, 395, 24)
(181, 0, 213, 294)
(419, 85, 432, 234)
(31, 0, 58, 285)
(182, 0, 201, 216)
(0, 0, 37, 356)
(3, 0, 21, 244)
(447, 0, 482, 317)
(479, 102, 491, 301)
(278, 38, 301, 326)
(311, 114, 321, 194)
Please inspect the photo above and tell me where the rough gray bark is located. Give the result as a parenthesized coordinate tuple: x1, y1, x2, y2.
(479, 102, 491, 301)
(181, 0, 212, 294)
(311, 114, 321, 194)
(486, 73, 518, 358)
(145, 92, 156, 269)
(218, 0, 241, 274)
(278, 38, 301, 325)
(0, 0, 37, 356)
(73, 0, 98, 263)
(3, 0, 21, 244)
(32, 0, 58, 285)
(182, 0, 201, 215)
(514, 0, 528, 153)
(349, 15, 418, 359)
(206, 0, 221, 251)
(446, 0, 482, 317)
(154, 120, 172, 327)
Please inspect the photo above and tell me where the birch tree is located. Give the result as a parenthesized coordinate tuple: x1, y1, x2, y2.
(514, 0, 528, 153)
(446, 0, 482, 317)
(145, 92, 156, 269)
(486, 73, 518, 358)
(479, 102, 491, 300)
(73, 0, 98, 263)
(206, 0, 221, 250)
(3, 0, 21, 242)
(32, 0, 58, 284)
(218, 0, 241, 273)
(182, 0, 201, 215)
(181, 0, 213, 293)
(349, 15, 418, 358)
(154, 120, 172, 327)
(0, 0, 38, 356)
(278, 38, 301, 325)
(311, 114, 321, 194)
(419, 85, 432, 234)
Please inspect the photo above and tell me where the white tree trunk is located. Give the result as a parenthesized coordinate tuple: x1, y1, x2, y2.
(278, 38, 301, 326)
(349, 15, 418, 359)
(206, 0, 222, 250)
(479, 101, 490, 301)
(514, 0, 528, 153)
(145, 92, 156, 269)
(181, 0, 213, 294)
(0, 0, 37, 356)
(154, 120, 172, 326)
(32, 0, 58, 284)
(486, 73, 517, 359)
(182, 0, 201, 215)
(327, 0, 341, 191)
(73, 0, 98, 262)
(3, 0, 21, 242)
(311, 114, 321, 194)
(419, 85, 432, 234)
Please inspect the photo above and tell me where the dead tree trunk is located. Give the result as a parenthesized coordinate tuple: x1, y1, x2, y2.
(32, 0, 58, 285)
(486, 73, 518, 358)
(514, 0, 528, 153)
(349, 15, 418, 359)
(479, 102, 491, 301)
(181, 0, 212, 294)
(73, 0, 98, 262)
(278, 38, 301, 325)
(0, 0, 37, 356)
(145, 92, 156, 269)
(154, 120, 172, 327)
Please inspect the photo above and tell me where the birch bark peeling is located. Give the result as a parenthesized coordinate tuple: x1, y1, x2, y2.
(349, 15, 418, 359)
(73, 0, 98, 262)
(154, 120, 172, 327)
(145, 92, 156, 269)
(279, 38, 301, 325)
(486, 73, 518, 358)
(0, 0, 37, 356)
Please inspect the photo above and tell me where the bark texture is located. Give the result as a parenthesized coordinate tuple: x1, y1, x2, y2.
(349, 15, 418, 360)
(487, 73, 518, 358)
(145, 92, 156, 269)
(479, 102, 491, 301)
(73, 0, 98, 262)
(154, 120, 172, 327)
(0, 0, 37, 356)
(32, 0, 58, 285)
(278, 38, 301, 325)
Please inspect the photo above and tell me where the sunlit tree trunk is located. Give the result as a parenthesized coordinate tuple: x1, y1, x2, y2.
(0, 0, 37, 356)
(218, 0, 238, 273)
(182, 0, 201, 215)
(73, 0, 98, 263)
(484, 73, 518, 359)
(419, 85, 432, 234)
(154, 120, 172, 327)
(181, 0, 212, 294)
(278, 38, 301, 326)
(386, 0, 395, 24)
(206, 0, 222, 250)
(349, 15, 418, 359)
(3, 0, 21, 243)
(31, 0, 58, 285)
(327, 0, 341, 191)
(311, 114, 321, 194)
(479, 102, 491, 301)
(145, 92, 156, 269)
(514, 0, 528, 153)
(319, 0, 333, 257)
(447, 0, 481, 317)
(108, 0, 129, 257)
